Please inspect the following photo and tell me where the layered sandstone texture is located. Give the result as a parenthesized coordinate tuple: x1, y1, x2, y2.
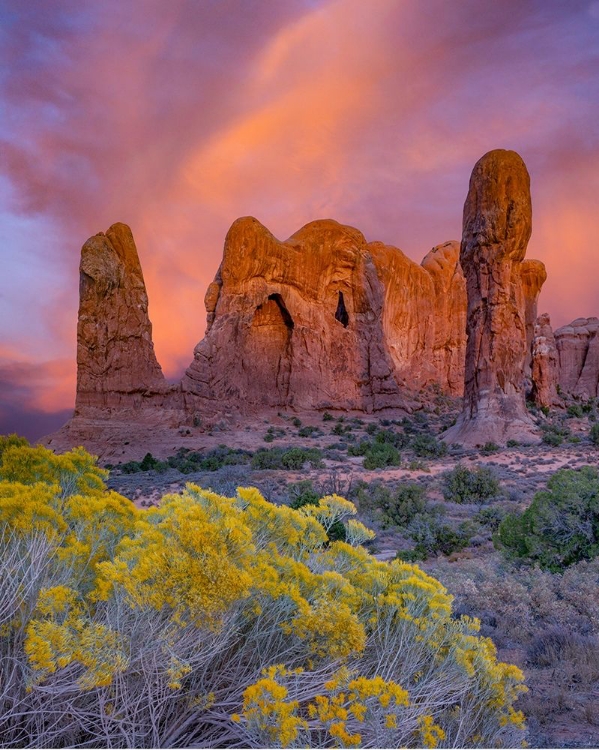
(443, 149, 545, 445)
(181, 219, 467, 412)
(531, 313, 559, 408)
(76, 223, 170, 413)
(554, 317, 599, 398)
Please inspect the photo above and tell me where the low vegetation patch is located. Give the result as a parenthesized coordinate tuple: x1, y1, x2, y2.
(251, 446, 324, 470)
(354, 480, 427, 528)
(496, 465, 599, 570)
(410, 433, 448, 458)
(120, 446, 253, 474)
(442, 464, 501, 504)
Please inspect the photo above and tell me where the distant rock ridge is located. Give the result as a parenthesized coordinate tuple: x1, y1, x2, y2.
(46, 150, 597, 450)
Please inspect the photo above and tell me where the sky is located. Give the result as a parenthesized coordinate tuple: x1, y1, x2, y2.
(1, 0, 599, 440)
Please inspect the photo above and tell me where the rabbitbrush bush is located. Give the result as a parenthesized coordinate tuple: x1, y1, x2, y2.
(0, 436, 526, 748)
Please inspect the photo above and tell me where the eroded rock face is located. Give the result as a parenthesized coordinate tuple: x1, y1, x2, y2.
(182, 218, 466, 412)
(520, 259, 548, 376)
(554, 317, 599, 398)
(76, 223, 168, 412)
(531, 313, 559, 408)
(443, 149, 543, 445)
(421, 241, 467, 395)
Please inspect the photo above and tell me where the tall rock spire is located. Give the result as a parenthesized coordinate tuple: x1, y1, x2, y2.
(76, 222, 166, 412)
(443, 149, 543, 445)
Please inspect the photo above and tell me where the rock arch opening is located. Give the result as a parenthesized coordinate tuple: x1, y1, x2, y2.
(267, 293, 294, 329)
(335, 291, 349, 328)
(247, 293, 293, 404)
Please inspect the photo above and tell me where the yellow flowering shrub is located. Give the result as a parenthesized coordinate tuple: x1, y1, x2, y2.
(236, 666, 309, 747)
(0, 439, 527, 748)
(94, 491, 254, 627)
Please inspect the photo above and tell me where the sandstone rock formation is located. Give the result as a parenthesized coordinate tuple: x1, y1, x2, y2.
(181, 219, 467, 412)
(554, 317, 599, 398)
(76, 223, 169, 413)
(531, 313, 559, 408)
(53, 149, 587, 455)
(443, 149, 544, 445)
(520, 259, 548, 376)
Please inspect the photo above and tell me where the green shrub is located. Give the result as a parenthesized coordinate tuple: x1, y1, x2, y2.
(282, 447, 324, 470)
(496, 466, 599, 570)
(506, 439, 520, 448)
(480, 442, 499, 454)
(590, 423, 599, 446)
(442, 464, 501, 504)
(363, 442, 401, 470)
(374, 429, 409, 449)
(474, 505, 507, 532)
(354, 481, 428, 528)
(322, 411, 333, 421)
(567, 404, 584, 418)
(410, 434, 447, 458)
(541, 421, 570, 447)
(298, 425, 322, 438)
(541, 431, 562, 446)
(288, 480, 321, 509)
(292, 417, 302, 427)
(140, 452, 158, 471)
(348, 440, 370, 457)
(582, 399, 595, 413)
(251, 447, 324, 471)
(397, 515, 471, 560)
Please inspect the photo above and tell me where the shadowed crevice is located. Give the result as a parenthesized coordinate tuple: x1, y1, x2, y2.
(335, 291, 349, 328)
